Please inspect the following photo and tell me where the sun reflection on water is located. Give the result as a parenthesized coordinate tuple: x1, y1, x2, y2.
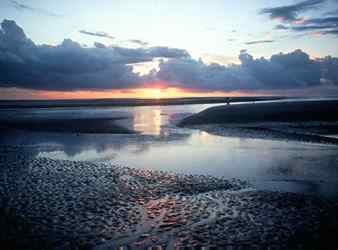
(133, 108, 163, 135)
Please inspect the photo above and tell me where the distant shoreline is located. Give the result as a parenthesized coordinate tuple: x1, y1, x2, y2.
(0, 96, 283, 109)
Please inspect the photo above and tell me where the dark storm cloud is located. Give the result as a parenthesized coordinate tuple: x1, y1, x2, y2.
(260, 0, 325, 22)
(1, 19, 338, 93)
(320, 56, 338, 84)
(10, 0, 62, 17)
(239, 49, 322, 88)
(0, 19, 189, 91)
(245, 40, 275, 45)
(155, 58, 253, 91)
(79, 30, 114, 40)
(155, 49, 338, 91)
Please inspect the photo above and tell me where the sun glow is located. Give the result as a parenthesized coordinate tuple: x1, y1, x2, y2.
(146, 88, 163, 99)
(0, 87, 258, 100)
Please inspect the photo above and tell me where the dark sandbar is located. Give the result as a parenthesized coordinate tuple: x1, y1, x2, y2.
(180, 100, 338, 125)
(0, 117, 133, 134)
(179, 100, 338, 144)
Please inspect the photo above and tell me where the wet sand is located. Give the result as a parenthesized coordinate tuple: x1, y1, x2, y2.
(1, 146, 337, 249)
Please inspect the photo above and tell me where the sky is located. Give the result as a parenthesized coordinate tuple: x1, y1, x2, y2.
(0, 0, 338, 99)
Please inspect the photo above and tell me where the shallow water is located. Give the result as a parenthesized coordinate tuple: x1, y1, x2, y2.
(1, 100, 338, 199)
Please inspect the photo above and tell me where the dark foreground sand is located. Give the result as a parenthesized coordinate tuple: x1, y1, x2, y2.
(1, 146, 337, 249)
(180, 100, 338, 144)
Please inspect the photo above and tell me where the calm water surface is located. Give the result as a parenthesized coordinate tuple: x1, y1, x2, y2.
(1, 101, 338, 198)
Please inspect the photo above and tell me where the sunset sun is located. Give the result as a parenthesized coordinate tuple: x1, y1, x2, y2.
(149, 88, 163, 99)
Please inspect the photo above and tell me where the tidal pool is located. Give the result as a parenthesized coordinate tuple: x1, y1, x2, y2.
(1, 102, 338, 199)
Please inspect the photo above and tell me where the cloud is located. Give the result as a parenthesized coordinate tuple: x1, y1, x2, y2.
(245, 40, 275, 45)
(128, 39, 148, 46)
(274, 16, 338, 35)
(155, 49, 338, 91)
(239, 49, 322, 88)
(263, 1, 338, 36)
(320, 56, 338, 84)
(148, 46, 190, 59)
(155, 58, 245, 90)
(10, 0, 62, 17)
(275, 24, 289, 30)
(303, 16, 338, 34)
(278, 24, 336, 31)
(293, 24, 336, 31)
(94, 42, 106, 49)
(324, 8, 338, 16)
(79, 30, 114, 40)
(109, 46, 189, 64)
(0, 19, 189, 91)
(306, 16, 338, 25)
(0, 19, 337, 94)
(322, 29, 338, 34)
(260, 0, 325, 23)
